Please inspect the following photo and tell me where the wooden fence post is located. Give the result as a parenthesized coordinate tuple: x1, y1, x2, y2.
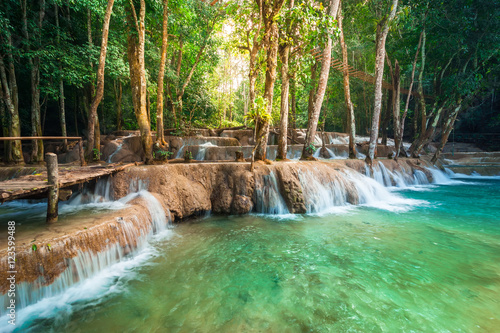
(79, 138, 86, 166)
(46, 153, 59, 223)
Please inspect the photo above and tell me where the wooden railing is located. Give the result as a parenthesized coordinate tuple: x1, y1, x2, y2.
(0, 136, 86, 166)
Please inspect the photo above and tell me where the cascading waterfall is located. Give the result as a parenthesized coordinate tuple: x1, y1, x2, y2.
(175, 145, 186, 159)
(365, 163, 434, 188)
(1, 162, 454, 322)
(297, 169, 349, 213)
(1, 180, 173, 316)
(195, 142, 217, 161)
(66, 177, 113, 205)
(254, 171, 289, 214)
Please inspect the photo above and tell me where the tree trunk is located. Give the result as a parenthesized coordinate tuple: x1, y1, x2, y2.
(156, 0, 169, 146)
(338, 8, 356, 159)
(418, 29, 427, 139)
(22, 0, 45, 163)
(114, 80, 123, 131)
(409, 103, 444, 156)
(277, 44, 290, 160)
(307, 62, 318, 121)
(301, 0, 341, 159)
(0, 78, 9, 162)
(381, 89, 391, 145)
(127, 0, 153, 164)
(290, 75, 297, 143)
(0, 31, 23, 164)
(431, 103, 461, 164)
(55, 4, 67, 152)
(86, 0, 115, 161)
(255, 17, 281, 161)
(366, 0, 399, 165)
(392, 60, 401, 160)
(397, 28, 424, 158)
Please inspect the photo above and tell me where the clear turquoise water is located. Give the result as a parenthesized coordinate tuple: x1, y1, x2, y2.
(9, 178, 500, 332)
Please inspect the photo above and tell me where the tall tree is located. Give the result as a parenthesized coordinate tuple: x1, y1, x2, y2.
(21, 0, 45, 163)
(276, 0, 295, 160)
(366, 0, 398, 165)
(0, 5, 23, 164)
(253, 0, 286, 161)
(54, 4, 67, 152)
(86, 0, 115, 162)
(396, 27, 424, 159)
(127, 0, 153, 163)
(338, 2, 356, 159)
(155, 0, 169, 146)
(301, 0, 341, 159)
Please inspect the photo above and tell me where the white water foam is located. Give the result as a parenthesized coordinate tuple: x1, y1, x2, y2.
(195, 142, 217, 161)
(254, 171, 289, 215)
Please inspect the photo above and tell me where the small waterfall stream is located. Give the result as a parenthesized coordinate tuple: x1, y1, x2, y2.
(1, 180, 173, 316)
(254, 171, 289, 215)
(195, 142, 216, 161)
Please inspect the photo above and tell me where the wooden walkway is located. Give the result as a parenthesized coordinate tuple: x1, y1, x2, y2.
(0, 163, 134, 202)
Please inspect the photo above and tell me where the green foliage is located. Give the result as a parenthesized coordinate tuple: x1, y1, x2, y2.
(244, 96, 272, 127)
(305, 144, 316, 154)
(184, 149, 193, 160)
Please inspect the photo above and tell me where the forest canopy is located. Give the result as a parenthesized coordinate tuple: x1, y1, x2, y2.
(0, 0, 499, 164)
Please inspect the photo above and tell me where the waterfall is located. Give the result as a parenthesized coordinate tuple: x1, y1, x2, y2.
(364, 163, 431, 188)
(67, 177, 113, 205)
(289, 168, 425, 214)
(297, 170, 349, 213)
(426, 167, 460, 184)
(107, 142, 124, 163)
(195, 142, 216, 161)
(175, 145, 186, 159)
(254, 171, 289, 214)
(413, 170, 429, 185)
(287, 147, 302, 160)
(1, 185, 173, 317)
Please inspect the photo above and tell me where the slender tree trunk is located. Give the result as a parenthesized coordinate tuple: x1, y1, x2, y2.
(255, 18, 280, 161)
(418, 29, 427, 139)
(127, 0, 153, 164)
(381, 89, 392, 145)
(156, 0, 169, 146)
(392, 60, 401, 160)
(0, 31, 23, 163)
(277, 44, 290, 160)
(301, 0, 341, 159)
(410, 103, 444, 156)
(114, 80, 123, 131)
(366, 0, 398, 165)
(290, 74, 297, 143)
(0, 78, 9, 162)
(397, 28, 424, 158)
(338, 8, 356, 159)
(55, 4, 67, 151)
(74, 90, 79, 136)
(22, 0, 45, 163)
(412, 102, 418, 139)
(307, 62, 318, 121)
(431, 103, 461, 164)
(86, 0, 114, 162)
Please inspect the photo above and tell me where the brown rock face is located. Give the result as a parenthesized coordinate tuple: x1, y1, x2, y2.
(232, 195, 253, 214)
(275, 165, 307, 213)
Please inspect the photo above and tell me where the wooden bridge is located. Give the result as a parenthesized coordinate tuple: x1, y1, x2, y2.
(0, 163, 133, 203)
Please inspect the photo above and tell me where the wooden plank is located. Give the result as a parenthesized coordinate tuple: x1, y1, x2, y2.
(0, 163, 135, 203)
